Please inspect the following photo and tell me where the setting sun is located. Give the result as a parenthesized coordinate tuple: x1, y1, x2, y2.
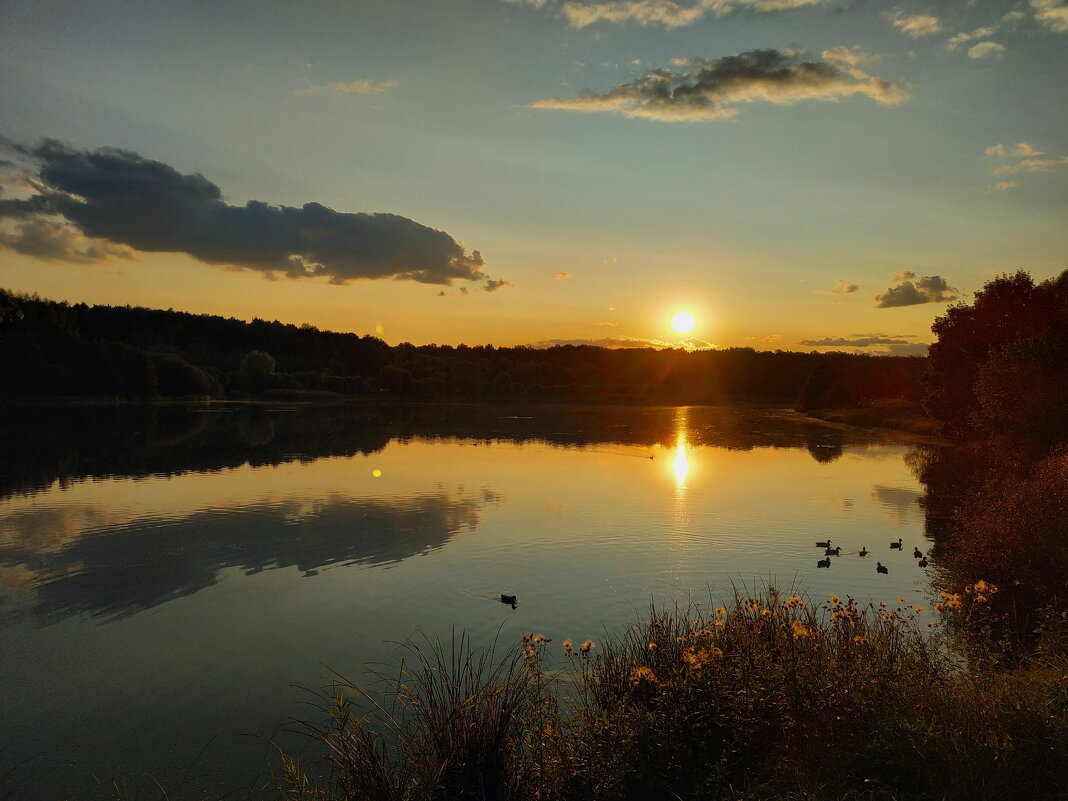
(671, 311, 696, 334)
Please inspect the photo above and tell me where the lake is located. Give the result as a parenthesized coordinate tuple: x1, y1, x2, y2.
(0, 403, 936, 798)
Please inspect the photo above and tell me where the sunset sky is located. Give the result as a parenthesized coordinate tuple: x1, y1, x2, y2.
(2, 0, 1066, 354)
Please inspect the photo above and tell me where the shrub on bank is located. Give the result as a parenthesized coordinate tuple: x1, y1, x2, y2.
(278, 587, 1067, 801)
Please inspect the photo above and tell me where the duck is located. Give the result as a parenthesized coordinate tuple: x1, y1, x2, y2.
(913, 547, 923, 559)
(876, 562, 889, 574)
(815, 539, 832, 548)
(890, 538, 903, 550)
(817, 557, 831, 568)
(858, 547, 868, 557)
(825, 546, 842, 556)
(500, 594, 518, 608)
(918, 557, 929, 568)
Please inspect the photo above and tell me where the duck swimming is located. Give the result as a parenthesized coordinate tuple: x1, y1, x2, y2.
(913, 547, 923, 559)
(825, 546, 842, 556)
(876, 562, 889, 574)
(858, 547, 868, 557)
(817, 557, 831, 568)
(500, 594, 518, 609)
(890, 538, 903, 550)
(816, 539, 832, 548)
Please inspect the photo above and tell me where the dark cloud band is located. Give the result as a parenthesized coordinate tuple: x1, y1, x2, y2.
(0, 140, 492, 286)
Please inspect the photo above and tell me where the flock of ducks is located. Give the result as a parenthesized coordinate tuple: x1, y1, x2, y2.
(815, 537, 929, 574)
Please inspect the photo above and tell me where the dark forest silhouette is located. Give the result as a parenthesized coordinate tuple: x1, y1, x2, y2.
(0, 288, 924, 408)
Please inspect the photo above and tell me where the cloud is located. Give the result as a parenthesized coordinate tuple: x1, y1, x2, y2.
(483, 278, 514, 292)
(594, 320, 619, 326)
(799, 335, 912, 347)
(529, 335, 716, 350)
(816, 279, 859, 297)
(875, 273, 959, 308)
(984, 142, 1068, 177)
(0, 217, 135, 263)
(0, 139, 496, 287)
(886, 11, 941, 38)
(947, 26, 997, 51)
(296, 78, 397, 96)
(530, 48, 907, 122)
(553, 0, 830, 30)
(1032, 0, 1068, 32)
(968, 41, 1005, 60)
(993, 181, 1018, 191)
(550, 271, 571, 279)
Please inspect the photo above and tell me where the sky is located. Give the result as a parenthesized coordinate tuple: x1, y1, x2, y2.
(1, 0, 1067, 354)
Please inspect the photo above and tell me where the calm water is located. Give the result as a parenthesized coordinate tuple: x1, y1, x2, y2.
(0, 403, 935, 798)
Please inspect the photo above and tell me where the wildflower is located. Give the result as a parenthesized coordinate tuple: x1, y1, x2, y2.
(682, 647, 709, 672)
(925, 622, 934, 628)
(714, 619, 725, 628)
(791, 620, 811, 639)
(974, 579, 989, 592)
(853, 636, 868, 645)
(748, 600, 760, 612)
(562, 639, 573, 649)
(676, 637, 686, 643)
(580, 639, 596, 654)
(880, 602, 888, 608)
(648, 642, 657, 650)
(696, 629, 715, 638)
(710, 647, 723, 658)
(629, 666, 658, 687)
(829, 593, 840, 605)
(897, 597, 906, 603)
(913, 604, 924, 614)
(975, 595, 988, 603)
(881, 613, 890, 621)
(532, 634, 550, 644)
(760, 609, 772, 618)
(934, 602, 945, 613)
(715, 606, 727, 616)
(785, 595, 804, 608)
(522, 645, 536, 659)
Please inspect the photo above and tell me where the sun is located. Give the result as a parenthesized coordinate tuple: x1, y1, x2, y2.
(671, 310, 696, 334)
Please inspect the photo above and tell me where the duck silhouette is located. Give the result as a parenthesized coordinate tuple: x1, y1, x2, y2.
(858, 547, 868, 557)
(817, 557, 831, 568)
(918, 557, 929, 568)
(500, 594, 518, 609)
(876, 562, 889, 574)
(825, 546, 842, 556)
(815, 539, 832, 548)
(890, 538, 903, 550)
(913, 547, 923, 559)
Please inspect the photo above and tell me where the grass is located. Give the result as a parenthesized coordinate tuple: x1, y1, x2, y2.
(276, 586, 1068, 801)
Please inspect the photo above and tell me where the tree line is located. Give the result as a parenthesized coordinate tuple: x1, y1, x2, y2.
(0, 288, 924, 408)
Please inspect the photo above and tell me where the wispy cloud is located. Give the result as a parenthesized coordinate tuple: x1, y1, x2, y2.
(549, 271, 571, 279)
(992, 181, 1017, 191)
(507, 0, 833, 30)
(875, 271, 958, 308)
(1032, 0, 1068, 32)
(984, 141, 1068, 177)
(947, 26, 997, 51)
(296, 78, 398, 96)
(531, 48, 906, 122)
(968, 41, 1005, 60)
(0, 139, 497, 287)
(886, 10, 941, 38)
(484, 278, 514, 292)
(816, 279, 859, 298)
(799, 335, 912, 347)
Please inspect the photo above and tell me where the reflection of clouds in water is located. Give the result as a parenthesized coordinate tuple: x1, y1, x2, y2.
(0, 489, 499, 625)
(871, 485, 923, 526)
(828, 497, 855, 515)
(0, 504, 116, 557)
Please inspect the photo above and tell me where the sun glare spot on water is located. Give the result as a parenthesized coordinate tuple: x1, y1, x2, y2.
(671, 311, 696, 334)
(673, 441, 689, 487)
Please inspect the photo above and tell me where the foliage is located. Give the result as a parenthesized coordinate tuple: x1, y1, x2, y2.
(276, 588, 1068, 801)
(925, 270, 1068, 439)
(0, 288, 925, 406)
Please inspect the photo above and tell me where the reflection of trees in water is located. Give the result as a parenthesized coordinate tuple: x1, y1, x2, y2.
(910, 442, 1068, 648)
(0, 403, 883, 502)
(2, 491, 494, 625)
